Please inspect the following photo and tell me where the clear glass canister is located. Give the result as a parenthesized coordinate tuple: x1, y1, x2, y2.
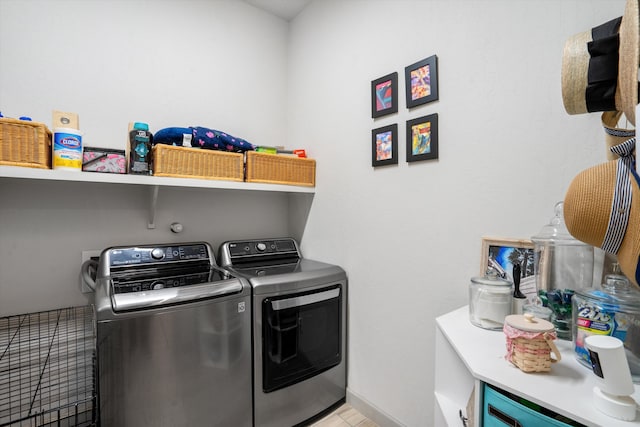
(573, 268, 640, 382)
(469, 268, 513, 330)
(532, 201, 595, 340)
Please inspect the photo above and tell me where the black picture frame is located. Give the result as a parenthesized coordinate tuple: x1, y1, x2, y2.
(371, 72, 398, 118)
(405, 55, 438, 108)
(371, 124, 398, 167)
(406, 113, 438, 162)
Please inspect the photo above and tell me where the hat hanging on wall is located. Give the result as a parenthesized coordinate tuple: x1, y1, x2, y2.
(564, 138, 640, 287)
(602, 111, 636, 161)
(618, 0, 640, 125)
(561, 0, 640, 125)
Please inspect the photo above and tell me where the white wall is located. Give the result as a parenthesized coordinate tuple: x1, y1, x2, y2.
(0, 0, 293, 315)
(0, 0, 290, 149)
(287, 1, 626, 426)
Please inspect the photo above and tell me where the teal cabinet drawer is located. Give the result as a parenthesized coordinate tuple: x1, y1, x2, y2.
(482, 383, 582, 427)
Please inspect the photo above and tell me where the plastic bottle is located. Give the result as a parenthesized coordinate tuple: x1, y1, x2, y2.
(129, 122, 153, 175)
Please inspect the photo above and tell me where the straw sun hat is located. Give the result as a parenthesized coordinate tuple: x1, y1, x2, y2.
(561, 0, 640, 125)
(564, 138, 640, 287)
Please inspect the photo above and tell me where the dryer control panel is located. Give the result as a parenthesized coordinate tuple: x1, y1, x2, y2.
(219, 238, 300, 266)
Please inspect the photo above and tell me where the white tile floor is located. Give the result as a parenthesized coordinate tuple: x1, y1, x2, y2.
(310, 404, 379, 427)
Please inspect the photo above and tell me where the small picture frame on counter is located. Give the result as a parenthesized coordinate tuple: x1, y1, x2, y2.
(480, 236, 535, 299)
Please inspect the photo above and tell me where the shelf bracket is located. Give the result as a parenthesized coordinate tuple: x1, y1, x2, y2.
(148, 185, 159, 229)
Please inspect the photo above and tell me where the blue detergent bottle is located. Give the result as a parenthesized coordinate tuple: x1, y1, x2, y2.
(129, 122, 153, 175)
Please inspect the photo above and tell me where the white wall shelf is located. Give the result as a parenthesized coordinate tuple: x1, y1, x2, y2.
(0, 165, 315, 228)
(435, 306, 640, 427)
(0, 165, 315, 193)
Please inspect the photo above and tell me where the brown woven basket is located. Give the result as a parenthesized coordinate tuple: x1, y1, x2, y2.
(509, 334, 560, 373)
(245, 151, 316, 187)
(153, 144, 244, 181)
(0, 118, 52, 169)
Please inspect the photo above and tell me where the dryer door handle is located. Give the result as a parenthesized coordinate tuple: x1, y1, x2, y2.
(271, 287, 340, 311)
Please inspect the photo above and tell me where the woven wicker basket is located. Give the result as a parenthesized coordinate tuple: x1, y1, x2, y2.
(0, 118, 52, 169)
(504, 314, 561, 373)
(153, 145, 244, 181)
(245, 151, 316, 187)
(509, 335, 558, 372)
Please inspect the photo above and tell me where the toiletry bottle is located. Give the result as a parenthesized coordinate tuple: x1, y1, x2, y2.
(129, 122, 153, 175)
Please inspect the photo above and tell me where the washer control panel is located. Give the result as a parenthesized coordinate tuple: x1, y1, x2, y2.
(107, 243, 210, 267)
(98, 242, 227, 296)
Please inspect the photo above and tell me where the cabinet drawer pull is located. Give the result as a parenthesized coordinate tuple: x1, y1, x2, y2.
(459, 409, 469, 427)
(488, 404, 523, 427)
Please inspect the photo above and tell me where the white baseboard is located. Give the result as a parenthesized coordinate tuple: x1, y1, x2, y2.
(346, 388, 404, 427)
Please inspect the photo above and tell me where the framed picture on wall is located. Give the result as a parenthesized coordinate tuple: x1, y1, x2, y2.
(406, 113, 438, 162)
(480, 236, 536, 299)
(371, 72, 398, 118)
(405, 55, 438, 108)
(371, 124, 398, 167)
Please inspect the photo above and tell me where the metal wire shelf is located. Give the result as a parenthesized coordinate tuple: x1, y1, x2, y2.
(0, 306, 97, 427)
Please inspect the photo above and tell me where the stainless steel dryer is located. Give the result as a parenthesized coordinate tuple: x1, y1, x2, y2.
(219, 238, 347, 427)
(94, 242, 252, 427)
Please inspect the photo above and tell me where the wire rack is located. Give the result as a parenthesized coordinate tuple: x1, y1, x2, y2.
(0, 306, 97, 427)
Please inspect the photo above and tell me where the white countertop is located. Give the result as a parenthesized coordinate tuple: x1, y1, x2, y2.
(436, 306, 640, 427)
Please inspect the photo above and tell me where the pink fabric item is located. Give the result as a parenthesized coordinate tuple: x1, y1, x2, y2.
(503, 322, 557, 363)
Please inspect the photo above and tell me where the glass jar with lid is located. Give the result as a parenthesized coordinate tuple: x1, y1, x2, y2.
(469, 268, 513, 330)
(523, 303, 553, 321)
(532, 201, 595, 339)
(573, 266, 640, 382)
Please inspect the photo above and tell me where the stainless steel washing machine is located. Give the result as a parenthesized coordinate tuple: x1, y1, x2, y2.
(219, 238, 347, 427)
(93, 242, 252, 427)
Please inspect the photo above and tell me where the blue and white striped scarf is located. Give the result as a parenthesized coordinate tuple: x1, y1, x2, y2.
(602, 137, 636, 254)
